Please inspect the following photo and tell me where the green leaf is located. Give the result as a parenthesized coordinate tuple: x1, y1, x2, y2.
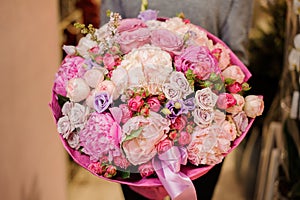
(224, 78, 235, 85)
(123, 127, 143, 141)
(120, 170, 131, 179)
(57, 94, 70, 108)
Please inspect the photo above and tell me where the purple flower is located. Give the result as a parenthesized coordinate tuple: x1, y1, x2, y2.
(165, 100, 188, 121)
(94, 92, 112, 113)
(138, 9, 159, 21)
(184, 97, 196, 110)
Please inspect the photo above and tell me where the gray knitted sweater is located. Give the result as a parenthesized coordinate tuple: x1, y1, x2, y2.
(100, 0, 253, 65)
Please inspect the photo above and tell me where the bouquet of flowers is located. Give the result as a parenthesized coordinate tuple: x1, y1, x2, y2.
(50, 7, 264, 200)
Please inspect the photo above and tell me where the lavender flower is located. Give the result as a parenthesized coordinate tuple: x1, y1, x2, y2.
(165, 100, 188, 122)
(94, 92, 112, 113)
(138, 10, 159, 21)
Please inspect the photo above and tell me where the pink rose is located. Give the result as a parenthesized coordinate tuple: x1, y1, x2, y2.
(174, 46, 220, 80)
(217, 93, 237, 110)
(138, 162, 155, 178)
(195, 87, 218, 110)
(117, 18, 147, 33)
(147, 97, 161, 112)
(226, 94, 245, 115)
(95, 80, 118, 100)
(170, 115, 187, 131)
(103, 53, 116, 70)
(244, 95, 264, 118)
(226, 82, 242, 93)
(212, 43, 231, 70)
(117, 28, 151, 53)
(178, 131, 192, 146)
(104, 165, 117, 178)
(128, 96, 144, 112)
(220, 120, 237, 141)
(121, 112, 170, 165)
(156, 138, 174, 154)
(213, 109, 226, 125)
(233, 111, 249, 135)
(150, 29, 183, 55)
(222, 65, 245, 84)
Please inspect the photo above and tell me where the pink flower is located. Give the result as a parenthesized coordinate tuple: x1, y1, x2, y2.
(217, 93, 237, 110)
(192, 108, 214, 128)
(178, 131, 191, 146)
(95, 80, 118, 100)
(174, 46, 220, 80)
(244, 95, 264, 118)
(54, 55, 85, 96)
(226, 82, 242, 93)
(113, 155, 131, 169)
(104, 165, 117, 178)
(117, 18, 147, 33)
(138, 162, 155, 178)
(226, 94, 245, 115)
(150, 29, 183, 55)
(195, 87, 218, 110)
(212, 43, 231, 70)
(233, 111, 249, 134)
(213, 109, 226, 125)
(66, 78, 90, 102)
(156, 138, 174, 154)
(128, 96, 144, 112)
(119, 104, 133, 124)
(187, 126, 231, 165)
(121, 112, 170, 165)
(88, 162, 104, 175)
(220, 120, 237, 141)
(79, 113, 122, 162)
(170, 115, 187, 131)
(103, 53, 116, 70)
(222, 65, 245, 84)
(147, 97, 161, 112)
(117, 28, 151, 53)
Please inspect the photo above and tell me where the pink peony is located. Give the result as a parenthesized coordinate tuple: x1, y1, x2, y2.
(174, 46, 220, 80)
(187, 126, 231, 165)
(121, 112, 170, 165)
(79, 112, 122, 162)
(244, 95, 264, 118)
(54, 55, 85, 96)
(113, 154, 131, 169)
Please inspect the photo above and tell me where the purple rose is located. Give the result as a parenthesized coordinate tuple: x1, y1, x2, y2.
(150, 29, 183, 55)
(174, 46, 220, 80)
(94, 92, 112, 113)
(117, 28, 151, 53)
(138, 9, 159, 21)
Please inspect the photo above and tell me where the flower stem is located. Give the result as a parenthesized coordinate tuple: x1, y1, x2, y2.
(141, 0, 148, 11)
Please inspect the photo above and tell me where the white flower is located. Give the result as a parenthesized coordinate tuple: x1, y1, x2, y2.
(57, 116, 74, 138)
(63, 45, 76, 55)
(67, 132, 80, 149)
(169, 71, 193, 98)
(162, 83, 182, 101)
(68, 103, 89, 129)
(195, 87, 218, 110)
(76, 36, 98, 58)
(192, 108, 214, 128)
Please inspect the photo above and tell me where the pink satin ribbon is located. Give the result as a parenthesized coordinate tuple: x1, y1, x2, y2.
(153, 146, 197, 200)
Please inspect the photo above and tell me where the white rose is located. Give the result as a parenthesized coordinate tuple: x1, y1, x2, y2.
(67, 132, 80, 149)
(170, 71, 193, 98)
(162, 83, 182, 101)
(192, 108, 214, 128)
(195, 87, 218, 110)
(68, 103, 89, 129)
(57, 116, 74, 138)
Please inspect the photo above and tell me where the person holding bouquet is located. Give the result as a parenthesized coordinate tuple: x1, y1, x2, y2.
(99, 0, 254, 199)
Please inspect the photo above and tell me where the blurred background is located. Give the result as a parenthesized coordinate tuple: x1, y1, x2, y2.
(0, 0, 299, 199)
